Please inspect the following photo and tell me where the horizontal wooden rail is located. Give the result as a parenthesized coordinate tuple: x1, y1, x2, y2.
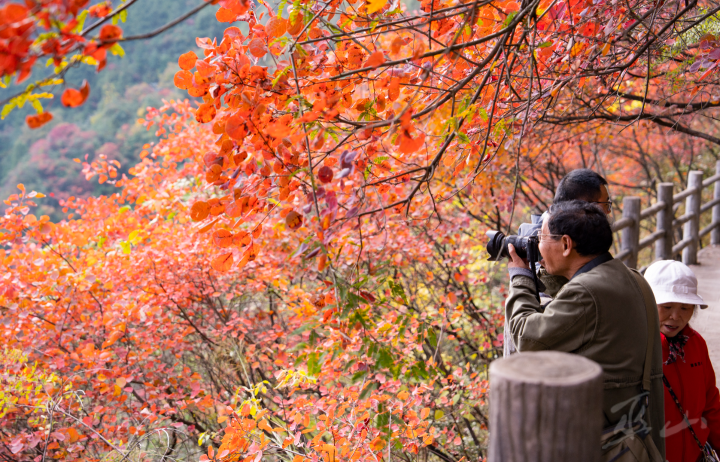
(614, 161, 720, 268)
(640, 201, 666, 219)
(610, 217, 633, 232)
(700, 221, 720, 238)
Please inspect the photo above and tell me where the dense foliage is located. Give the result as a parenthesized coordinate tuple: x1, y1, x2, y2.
(2, 0, 720, 460)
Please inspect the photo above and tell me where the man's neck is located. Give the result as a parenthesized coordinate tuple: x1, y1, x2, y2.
(564, 254, 601, 280)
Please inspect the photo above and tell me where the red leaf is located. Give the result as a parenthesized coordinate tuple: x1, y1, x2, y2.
(99, 24, 123, 42)
(318, 166, 334, 183)
(26, 112, 53, 129)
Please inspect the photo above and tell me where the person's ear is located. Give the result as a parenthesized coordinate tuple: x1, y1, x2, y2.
(562, 235, 573, 257)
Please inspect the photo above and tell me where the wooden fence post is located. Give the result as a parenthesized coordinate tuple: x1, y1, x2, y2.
(489, 351, 603, 462)
(656, 183, 674, 261)
(713, 161, 720, 246)
(683, 171, 703, 265)
(622, 197, 641, 268)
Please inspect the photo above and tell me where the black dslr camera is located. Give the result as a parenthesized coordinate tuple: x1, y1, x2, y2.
(486, 214, 544, 301)
(485, 214, 543, 263)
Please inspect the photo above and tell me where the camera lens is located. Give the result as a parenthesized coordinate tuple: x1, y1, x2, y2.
(485, 231, 530, 261)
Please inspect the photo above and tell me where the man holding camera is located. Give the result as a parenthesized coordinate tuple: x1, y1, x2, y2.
(506, 200, 665, 460)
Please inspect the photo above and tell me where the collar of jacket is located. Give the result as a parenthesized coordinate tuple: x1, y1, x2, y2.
(570, 252, 614, 280)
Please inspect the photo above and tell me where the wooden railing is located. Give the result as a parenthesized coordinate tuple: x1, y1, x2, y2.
(612, 161, 720, 269)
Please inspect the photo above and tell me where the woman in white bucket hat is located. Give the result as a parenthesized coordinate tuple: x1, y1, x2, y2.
(645, 260, 720, 461)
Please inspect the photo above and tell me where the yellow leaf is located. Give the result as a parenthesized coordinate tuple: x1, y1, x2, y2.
(366, 0, 388, 14)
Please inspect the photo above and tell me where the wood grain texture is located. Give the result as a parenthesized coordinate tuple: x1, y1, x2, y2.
(488, 351, 603, 462)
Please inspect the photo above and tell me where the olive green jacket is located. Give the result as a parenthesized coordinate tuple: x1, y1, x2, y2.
(507, 258, 665, 458)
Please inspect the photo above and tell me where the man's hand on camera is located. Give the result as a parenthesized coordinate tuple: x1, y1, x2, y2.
(508, 244, 530, 270)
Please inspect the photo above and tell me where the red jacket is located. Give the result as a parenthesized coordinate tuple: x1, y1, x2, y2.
(663, 326, 720, 462)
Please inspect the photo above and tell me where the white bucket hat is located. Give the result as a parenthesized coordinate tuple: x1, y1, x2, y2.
(644, 260, 708, 309)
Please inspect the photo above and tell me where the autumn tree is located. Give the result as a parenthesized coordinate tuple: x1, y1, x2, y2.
(4, 0, 720, 460)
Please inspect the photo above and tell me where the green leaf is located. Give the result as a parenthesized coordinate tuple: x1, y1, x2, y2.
(351, 370, 367, 384)
(307, 352, 322, 376)
(427, 328, 437, 348)
(388, 280, 408, 304)
(359, 381, 378, 400)
(376, 348, 393, 369)
(537, 41, 553, 48)
(503, 11, 518, 27)
(434, 409, 444, 420)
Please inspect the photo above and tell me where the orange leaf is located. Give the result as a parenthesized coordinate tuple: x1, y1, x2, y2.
(26, 112, 53, 129)
(249, 38, 267, 58)
(391, 36, 404, 54)
(364, 51, 385, 68)
(99, 24, 123, 42)
(178, 51, 198, 70)
(61, 85, 89, 108)
(213, 229, 234, 247)
(67, 428, 80, 443)
(420, 408, 430, 420)
(225, 113, 248, 140)
(102, 330, 124, 349)
(266, 18, 287, 38)
(398, 131, 425, 154)
(195, 103, 217, 123)
(174, 70, 194, 90)
(369, 437, 386, 451)
(216, 7, 236, 22)
(212, 252, 234, 272)
(258, 419, 272, 432)
(388, 77, 400, 101)
(287, 15, 304, 36)
(191, 201, 211, 221)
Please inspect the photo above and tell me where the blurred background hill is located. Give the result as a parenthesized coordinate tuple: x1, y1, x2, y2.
(0, 0, 226, 219)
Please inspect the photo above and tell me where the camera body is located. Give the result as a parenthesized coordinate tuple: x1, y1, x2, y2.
(486, 214, 544, 262)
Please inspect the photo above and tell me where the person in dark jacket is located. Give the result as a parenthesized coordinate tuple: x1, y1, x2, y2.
(645, 260, 720, 461)
(506, 201, 665, 458)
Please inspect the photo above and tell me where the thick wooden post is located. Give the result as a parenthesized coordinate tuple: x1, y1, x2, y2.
(656, 183, 674, 261)
(489, 351, 603, 462)
(622, 197, 641, 268)
(712, 161, 720, 246)
(683, 171, 703, 265)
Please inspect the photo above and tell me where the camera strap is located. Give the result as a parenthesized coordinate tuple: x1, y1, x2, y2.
(528, 244, 541, 303)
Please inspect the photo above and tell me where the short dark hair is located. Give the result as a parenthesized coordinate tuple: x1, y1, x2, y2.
(548, 200, 612, 256)
(554, 169, 608, 204)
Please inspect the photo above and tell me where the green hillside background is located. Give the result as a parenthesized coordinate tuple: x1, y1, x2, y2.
(0, 0, 227, 218)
